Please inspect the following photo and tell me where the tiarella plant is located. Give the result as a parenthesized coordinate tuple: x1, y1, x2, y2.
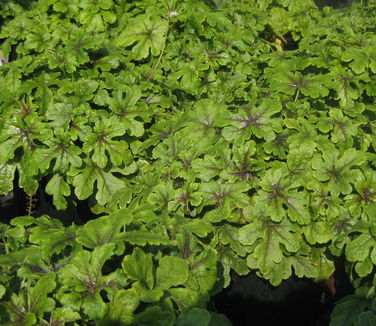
(0, 0, 375, 325)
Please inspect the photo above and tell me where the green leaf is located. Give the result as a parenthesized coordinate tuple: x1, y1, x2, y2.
(186, 247, 218, 293)
(255, 167, 310, 224)
(312, 149, 365, 196)
(34, 128, 82, 174)
(16, 154, 40, 195)
(27, 273, 56, 315)
(132, 281, 164, 303)
(148, 182, 175, 211)
(218, 224, 247, 257)
(168, 288, 208, 313)
(0, 285, 5, 299)
(285, 117, 318, 152)
(346, 233, 376, 263)
(4, 273, 56, 324)
(172, 63, 201, 91)
(316, 108, 360, 144)
(218, 245, 249, 287)
(208, 313, 233, 326)
(286, 149, 313, 185)
(29, 220, 77, 255)
(46, 307, 81, 325)
(132, 306, 174, 326)
(355, 258, 373, 278)
(83, 117, 131, 168)
(76, 208, 132, 251)
(115, 15, 168, 60)
(99, 289, 140, 325)
(59, 243, 119, 319)
(219, 98, 281, 142)
(330, 295, 372, 326)
(178, 219, 213, 238)
(0, 161, 16, 194)
(269, 70, 329, 99)
(101, 88, 150, 137)
(122, 247, 154, 289)
(175, 308, 211, 326)
(303, 222, 332, 245)
(0, 247, 41, 266)
(45, 174, 71, 210)
(329, 67, 361, 108)
(199, 181, 249, 212)
(121, 230, 171, 246)
(70, 159, 126, 205)
(342, 47, 376, 74)
(239, 218, 300, 283)
(358, 311, 376, 326)
(180, 99, 225, 141)
(286, 254, 321, 279)
(346, 171, 376, 218)
(156, 256, 189, 289)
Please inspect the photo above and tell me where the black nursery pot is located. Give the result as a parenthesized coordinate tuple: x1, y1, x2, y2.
(0, 176, 101, 226)
(213, 268, 354, 326)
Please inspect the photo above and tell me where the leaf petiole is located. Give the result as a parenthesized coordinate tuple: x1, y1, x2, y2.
(294, 89, 300, 102)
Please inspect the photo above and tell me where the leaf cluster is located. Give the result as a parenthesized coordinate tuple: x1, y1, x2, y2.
(0, 0, 376, 324)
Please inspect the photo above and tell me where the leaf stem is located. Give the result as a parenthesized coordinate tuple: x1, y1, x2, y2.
(2, 236, 9, 254)
(294, 89, 300, 102)
(147, 17, 170, 82)
(147, 37, 167, 82)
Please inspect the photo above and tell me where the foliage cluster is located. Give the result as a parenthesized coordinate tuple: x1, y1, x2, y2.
(0, 0, 375, 325)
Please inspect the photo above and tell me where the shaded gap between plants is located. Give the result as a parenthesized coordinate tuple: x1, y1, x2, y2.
(212, 263, 354, 326)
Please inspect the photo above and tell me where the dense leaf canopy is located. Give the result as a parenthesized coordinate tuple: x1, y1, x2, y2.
(0, 0, 375, 325)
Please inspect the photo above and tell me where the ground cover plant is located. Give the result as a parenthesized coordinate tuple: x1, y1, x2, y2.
(0, 0, 375, 325)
